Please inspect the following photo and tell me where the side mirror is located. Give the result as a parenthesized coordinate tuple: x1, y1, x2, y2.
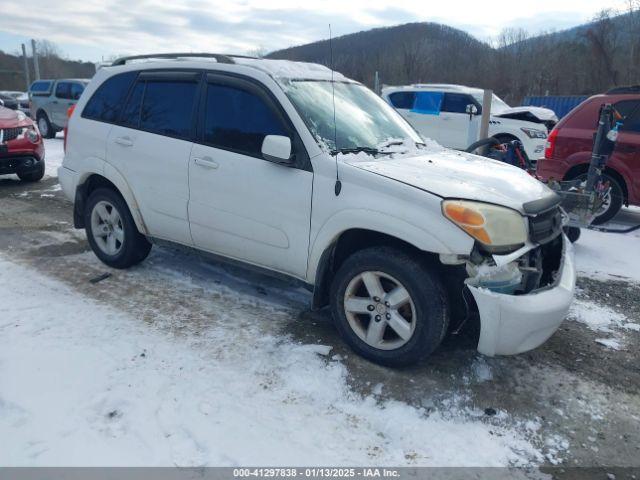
(465, 104, 478, 115)
(262, 135, 293, 165)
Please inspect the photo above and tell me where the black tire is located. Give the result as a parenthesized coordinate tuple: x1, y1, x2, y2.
(37, 111, 56, 139)
(330, 247, 449, 367)
(17, 161, 45, 182)
(84, 188, 151, 269)
(563, 226, 581, 243)
(573, 172, 624, 225)
(465, 137, 500, 154)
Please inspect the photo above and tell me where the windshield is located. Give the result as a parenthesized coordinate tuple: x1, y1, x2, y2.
(471, 92, 511, 113)
(282, 80, 423, 153)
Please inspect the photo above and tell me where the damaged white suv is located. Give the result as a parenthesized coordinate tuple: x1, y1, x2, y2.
(59, 54, 575, 366)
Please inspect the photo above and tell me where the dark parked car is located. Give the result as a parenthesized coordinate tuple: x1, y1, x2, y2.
(537, 87, 640, 224)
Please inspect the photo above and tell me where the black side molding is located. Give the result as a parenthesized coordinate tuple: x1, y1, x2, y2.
(523, 192, 561, 215)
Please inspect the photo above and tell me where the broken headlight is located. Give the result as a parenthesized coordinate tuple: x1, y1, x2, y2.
(442, 200, 527, 251)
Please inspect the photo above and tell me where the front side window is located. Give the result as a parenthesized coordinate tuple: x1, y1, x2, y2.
(283, 80, 422, 152)
(83, 71, 137, 123)
(55, 82, 71, 99)
(203, 83, 287, 157)
(139, 81, 198, 138)
(442, 93, 475, 114)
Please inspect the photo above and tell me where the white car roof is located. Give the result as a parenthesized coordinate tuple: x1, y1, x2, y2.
(382, 84, 484, 96)
(104, 54, 350, 83)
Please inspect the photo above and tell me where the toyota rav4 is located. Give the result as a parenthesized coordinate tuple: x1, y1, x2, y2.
(59, 54, 575, 366)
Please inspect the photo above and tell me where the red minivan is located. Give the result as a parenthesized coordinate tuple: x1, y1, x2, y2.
(537, 87, 640, 224)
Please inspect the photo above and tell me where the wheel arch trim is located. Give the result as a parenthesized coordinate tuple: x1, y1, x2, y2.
(74, 162, 148, 234)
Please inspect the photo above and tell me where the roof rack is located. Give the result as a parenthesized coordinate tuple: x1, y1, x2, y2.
(606, 85, 640, 95)
(110, 53, 256, 67)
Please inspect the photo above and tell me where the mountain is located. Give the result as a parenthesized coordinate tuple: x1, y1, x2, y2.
(268, 22, 493, 91)
(0, 50, 95, 92)
(269, 11, 640, 104)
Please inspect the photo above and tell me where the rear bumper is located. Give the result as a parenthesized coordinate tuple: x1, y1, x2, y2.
(468, 235, 575, 356)
(58, 166, 78, 202)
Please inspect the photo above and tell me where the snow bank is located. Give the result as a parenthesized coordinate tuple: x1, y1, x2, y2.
(43, 136, 64, 178)
(0, 257, 544, 467)
(574, 217, 640, 283)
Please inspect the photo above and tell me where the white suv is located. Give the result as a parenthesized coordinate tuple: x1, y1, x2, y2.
(59, 54, 575, 366)
(381, 84, 558, 160)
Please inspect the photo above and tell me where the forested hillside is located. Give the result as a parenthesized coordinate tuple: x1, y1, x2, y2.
(269, 9, 640, 104)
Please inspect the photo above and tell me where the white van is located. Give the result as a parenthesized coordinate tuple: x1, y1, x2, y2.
(59, 54, 574, 366)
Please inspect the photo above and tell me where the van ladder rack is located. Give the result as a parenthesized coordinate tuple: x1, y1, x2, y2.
(111, 53, 256, 66)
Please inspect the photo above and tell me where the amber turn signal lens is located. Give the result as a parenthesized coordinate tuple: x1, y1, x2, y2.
(443, 203, 485, 227)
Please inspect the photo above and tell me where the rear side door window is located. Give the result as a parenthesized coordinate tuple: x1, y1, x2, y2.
(202, 81, 288, 158)
(138, 73, 199, 139)
(55, 82, 71, 99)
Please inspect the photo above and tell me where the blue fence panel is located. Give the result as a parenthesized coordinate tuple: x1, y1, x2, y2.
(522, 96, 589, 119)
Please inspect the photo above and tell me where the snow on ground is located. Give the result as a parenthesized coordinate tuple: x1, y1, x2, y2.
(573, 207, 640, 283)
(43, 135, 64, 177)
(0, 257, 544, 467)
(568, 298, 639, 350)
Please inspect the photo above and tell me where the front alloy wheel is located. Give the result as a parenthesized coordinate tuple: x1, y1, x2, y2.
(344, 271, 416, 350)
(330, 247, 449, 367)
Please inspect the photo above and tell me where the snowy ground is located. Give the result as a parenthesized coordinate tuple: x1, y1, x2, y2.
(1, 137, 639, 473)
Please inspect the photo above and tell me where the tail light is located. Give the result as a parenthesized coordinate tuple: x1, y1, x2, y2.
(64, 104, 76, 153)
(544, 128, 559, 160)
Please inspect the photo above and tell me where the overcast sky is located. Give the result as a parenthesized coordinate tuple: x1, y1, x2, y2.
(0, 0, 628, 62)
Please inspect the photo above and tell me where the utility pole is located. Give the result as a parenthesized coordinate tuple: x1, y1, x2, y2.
(374, 71, 380, 95)
(479, 89, 493, 141)
(21, 44, 31, 91)
(31, 39, 40, 80)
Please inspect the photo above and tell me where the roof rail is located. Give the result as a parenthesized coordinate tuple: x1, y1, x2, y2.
(110, 53, 256, 66)
(606, 85, 640, 95)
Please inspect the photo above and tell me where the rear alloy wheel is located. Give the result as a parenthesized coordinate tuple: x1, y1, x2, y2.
(37, 112, 55, 139)
(84, 188, 151, 269)
(330, 247, 448, 367)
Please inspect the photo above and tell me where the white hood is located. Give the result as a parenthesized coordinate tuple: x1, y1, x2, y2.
(344, 149, 555, 213)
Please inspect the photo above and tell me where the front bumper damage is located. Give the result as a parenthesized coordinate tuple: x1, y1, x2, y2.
(466, 235, 575, 356)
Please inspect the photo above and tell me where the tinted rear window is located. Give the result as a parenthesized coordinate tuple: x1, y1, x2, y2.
(388, 92, 416, 109)
(30, 81, 52, 94)
(203, 83, 287, 157)
(82, 72, 137, 123)
(140, 81, 198, 138)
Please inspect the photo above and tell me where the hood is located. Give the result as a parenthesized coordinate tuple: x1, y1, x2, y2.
(494, 106, 558, 123)
(0, 106, 33, 128)
(344, 149, 555, 213)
